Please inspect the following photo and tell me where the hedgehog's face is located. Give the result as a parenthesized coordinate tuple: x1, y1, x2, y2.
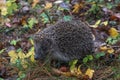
(34, 38, 52, 61)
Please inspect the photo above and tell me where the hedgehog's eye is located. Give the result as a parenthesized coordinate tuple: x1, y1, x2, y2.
(41, 45, 47, 51)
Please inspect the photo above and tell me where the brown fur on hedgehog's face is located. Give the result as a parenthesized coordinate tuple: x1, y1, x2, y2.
(34, 37, 52, 61)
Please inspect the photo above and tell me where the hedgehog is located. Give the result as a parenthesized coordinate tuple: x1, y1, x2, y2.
(33, 20, 94, 63)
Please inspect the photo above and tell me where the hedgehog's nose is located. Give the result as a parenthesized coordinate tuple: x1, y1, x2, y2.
(34, 55, 39, 60)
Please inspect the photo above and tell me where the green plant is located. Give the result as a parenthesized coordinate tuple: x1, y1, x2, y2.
(27, 18, 38, 29)
(95, 52, 105, 59)
(6, 0, 18, 15)
(63, 15, 72, 21)
(86, 0, 120, 18)
(0, 48, 6, 54)
(106, 34, 120, 45)
(10, 39, 19, 46)
(83, 55, 93, 63)
(40, 12, 51, 24)
(69, 59, 78, 71)
(23, 17, 38, 29)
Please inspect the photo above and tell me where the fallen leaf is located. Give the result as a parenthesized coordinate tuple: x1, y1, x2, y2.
(29, 39, 34, 45)
(109, 28, 119, 38)
(18, 51, 26, 59)
(32, 0, 39, 8)
(21, 59, 28, 69)
(100, 46, 108, 51)
(5, 22, 11, 27)
(1, 7, 8, 16)
(62, 72, 72, 77)
(44, 2, 52, 9)
(77, 65, 83, 76)
(101, 21, 108, 26)
(30, 54, 35, 62)
(85, 68, 94, 79)
(72, 2, 84, 13)
(90, 20, 101, 28)
(8, 50, 18, 64)
(107, 48, 114, 54)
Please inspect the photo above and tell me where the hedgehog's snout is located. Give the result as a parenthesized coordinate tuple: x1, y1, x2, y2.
(34, 55, 39, 60)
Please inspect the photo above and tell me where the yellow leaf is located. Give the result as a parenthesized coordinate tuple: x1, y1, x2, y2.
(25, 47, 35, 58)
(30, 54, 35, 62)
(70, 67, 78, 74)
(90, 20, 101, 28)
(1, 7, 8, 16)
(100, 46, 108, 51)
(30, 39, 34, 45)
(18, 71, 24, 77)
(21, 59, 28, 69)
(72, 3, 84, 13)
(18, 51, 26, 59)
(32, 0, 39, 8)
(8, 50, 18, 63)
(62, 72, 72, 77)
(109, 28, 119, 38)
(6, 1, 11, 7)
(25, 52, 32, 58)
(77, 65, 83, 75)
(107, 48, 114, 54)
(10, 58, 17, 64)
(85, 68, 94, 79)
(44, 2, 52, 9)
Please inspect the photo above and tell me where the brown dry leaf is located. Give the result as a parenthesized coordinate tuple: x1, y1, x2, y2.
(32, 0, 40, 8)
(109, 28, 119, 38)
(21, 16, 27, 25)
(72, 2, 84, 13)
(85, 68, 94, 79)
(0, 0, 6, 9)
(116, 3, 120, 11)
(52, 68, 72, 77)
(44, 2, 52, 9)
(110, 15, 118, 21)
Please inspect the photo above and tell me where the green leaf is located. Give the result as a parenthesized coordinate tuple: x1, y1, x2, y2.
(16, 78, 21, 80)
(106, 37, 118, 44)
(69, 59, 78, 66)
(69, 59, 78, 70)
(40, 13, 49, 23)
(95, 52, 105, 59)
(87, 55, 93, 61)
(28, 18, 38, 29)
(63, 16, 72, 21)
(83, 57, 88, 63)
(106, 3, 113, 9)
(0, 78, 4, 80)
(10, 40, 17, 46)
(20, 73, 26, 78)
(16, 48, 22, 53)
(6, 0, 18, 15)
(0, 48, 6, 54)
